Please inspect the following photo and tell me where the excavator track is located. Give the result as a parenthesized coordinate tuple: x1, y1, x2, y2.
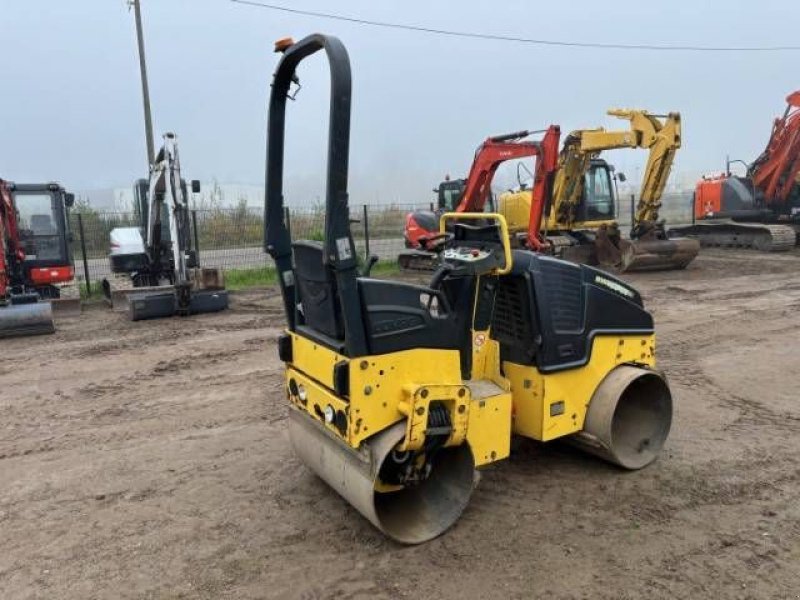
(397, 249, 440, 271)
(669, 222, 797, 253)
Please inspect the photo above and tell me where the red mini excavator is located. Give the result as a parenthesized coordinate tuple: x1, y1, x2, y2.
(0, 179, 76, 338)
(398, 127, 561, 269)
(670, 91, 800, 251)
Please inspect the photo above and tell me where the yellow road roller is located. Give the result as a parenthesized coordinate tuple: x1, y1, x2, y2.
(265, 34, 672, 544)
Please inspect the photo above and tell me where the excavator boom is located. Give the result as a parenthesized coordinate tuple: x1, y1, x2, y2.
(748, 93, 800, 203)
(398, 126, 560, 269)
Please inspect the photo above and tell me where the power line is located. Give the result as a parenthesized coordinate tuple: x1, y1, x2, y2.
(230, 0, 800, 52)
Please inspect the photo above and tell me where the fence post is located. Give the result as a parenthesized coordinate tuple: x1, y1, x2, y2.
(76, 213, 91, 295)
(284, 206, 292, 240)
(191, 209, 200, 265)
(630, 194, 635, 228)
(362, 204, 370, 258)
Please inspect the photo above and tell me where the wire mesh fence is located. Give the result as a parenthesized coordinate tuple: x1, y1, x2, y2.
(67, 203, 424, 292)
(67, 193, 695, 292)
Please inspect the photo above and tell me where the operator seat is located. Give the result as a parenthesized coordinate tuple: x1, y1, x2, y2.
(292, 241, 344, 340)
(291, 239, 464, 357)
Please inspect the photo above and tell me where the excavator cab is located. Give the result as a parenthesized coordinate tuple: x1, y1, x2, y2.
(581, 159, 616, 221)
(436, 178, 467, 211)
(11, 183, 75, 298)
(0, 182, 77, 338)
(267, 33, 673, 545)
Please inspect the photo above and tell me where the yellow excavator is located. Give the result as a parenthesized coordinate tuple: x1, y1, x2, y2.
(500, 109, 700, 272)
(267, 34, 673, 544)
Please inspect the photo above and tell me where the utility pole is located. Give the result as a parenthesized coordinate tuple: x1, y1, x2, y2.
(130, 0, 155, 170)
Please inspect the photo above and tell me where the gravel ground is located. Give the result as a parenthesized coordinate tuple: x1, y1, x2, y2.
(2, 247, 800, 599)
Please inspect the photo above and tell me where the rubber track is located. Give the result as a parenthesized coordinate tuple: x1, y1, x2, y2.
(670, 223, 797, 253)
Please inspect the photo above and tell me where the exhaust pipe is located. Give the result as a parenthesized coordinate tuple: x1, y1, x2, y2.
(288, 409, 476, 544)
(570, 365, 672, 470)
(0, 302, 55, 338)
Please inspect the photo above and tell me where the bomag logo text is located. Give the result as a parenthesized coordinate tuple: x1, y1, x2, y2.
(372, 316, 423, 333)
(594, 275, 635, 298)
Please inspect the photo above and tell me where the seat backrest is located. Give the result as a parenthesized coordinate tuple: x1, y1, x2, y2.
(292, 241, 344, 339)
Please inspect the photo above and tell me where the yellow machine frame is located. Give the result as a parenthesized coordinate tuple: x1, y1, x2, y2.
(286, 213, 657, 469)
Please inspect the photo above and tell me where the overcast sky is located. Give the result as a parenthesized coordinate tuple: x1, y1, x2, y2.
(1, 0, 799, 205)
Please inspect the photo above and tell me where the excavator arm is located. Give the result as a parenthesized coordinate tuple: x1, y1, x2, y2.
(456, 126, 561, 220)
(398, 126, 560, 268)
(604, 109, 681, 239)
(146, 133, 189, 287)
(550, 110, 681, 239)
(0, 180, 25, 297)
(748, 91, 800, 204)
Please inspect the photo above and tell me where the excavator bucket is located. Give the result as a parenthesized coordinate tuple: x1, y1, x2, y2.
(617, 237, 700, 273)
(48, 284, 82, 318)
(593, 226, 699, 273)
(0, 301, 55, 339)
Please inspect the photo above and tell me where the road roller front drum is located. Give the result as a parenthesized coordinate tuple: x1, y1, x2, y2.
(288, 409, 476, 545)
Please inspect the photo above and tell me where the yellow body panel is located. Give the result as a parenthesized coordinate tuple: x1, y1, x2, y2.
(498, 189, 614, 238)
(505, 334, 655, 441)
(466, 391, 512, 466)
(397, 383, 470, 452)
(287, 329, 514, 467)
(287, 332, 464, 448)
(288, 332, 346, 389)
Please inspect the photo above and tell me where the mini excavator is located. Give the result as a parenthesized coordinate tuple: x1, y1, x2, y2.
(0, 179, 77, 338)
(399, 127, 560, 270)
(103, 133, 228, 320)
(267, 34, 673, 544)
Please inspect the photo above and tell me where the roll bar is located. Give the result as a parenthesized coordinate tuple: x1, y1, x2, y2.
(265, 34, 368, 355)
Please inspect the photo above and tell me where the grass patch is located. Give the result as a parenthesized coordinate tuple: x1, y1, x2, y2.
(368, 259, 400, 277)
(80, 283, 104, 301)
(222, 259, 400, 292)
(224, 266, 279, 291)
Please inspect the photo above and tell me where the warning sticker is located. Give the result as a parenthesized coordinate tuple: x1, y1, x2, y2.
(336, 237, 352, 260)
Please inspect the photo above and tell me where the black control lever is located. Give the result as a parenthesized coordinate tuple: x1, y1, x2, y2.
(428, 263, 454, 290)
(362, 254, 379, 276)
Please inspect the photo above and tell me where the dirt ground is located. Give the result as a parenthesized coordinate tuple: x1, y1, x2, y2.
(2, 247, 800, 599)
